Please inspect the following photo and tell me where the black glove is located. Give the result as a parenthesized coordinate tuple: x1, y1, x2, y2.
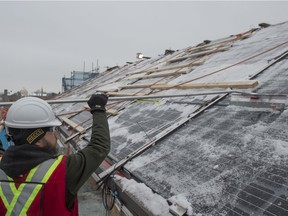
(87, 93, 108, 114)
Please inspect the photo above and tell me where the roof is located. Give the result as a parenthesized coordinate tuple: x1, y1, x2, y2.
(53, 21, 288, 215)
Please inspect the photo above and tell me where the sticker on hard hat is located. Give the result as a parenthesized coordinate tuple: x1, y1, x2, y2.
(26, 128, 45, 144)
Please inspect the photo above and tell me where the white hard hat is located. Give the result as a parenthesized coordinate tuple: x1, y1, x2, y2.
(5, 97, 62, 129)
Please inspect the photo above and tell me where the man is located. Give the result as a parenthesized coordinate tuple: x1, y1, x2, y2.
(0, 107, 14, 151)
(0, 94, 110, 215)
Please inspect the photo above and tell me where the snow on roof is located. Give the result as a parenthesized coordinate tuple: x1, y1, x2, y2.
(115, 175, 171, 215)
(54, 21, 288, 215)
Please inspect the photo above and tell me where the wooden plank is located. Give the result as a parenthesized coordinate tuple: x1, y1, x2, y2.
(183, 33, 251, 59)
(106, 92, 146, 96)
(187, 31, 252, 52)
(106, 109, 119, 116)
(168, 46, 230, 63)
(95, 88, 118, 92)
(127, 59, 205, 76)
(123, 49, 189, 76)
(119, 83, 167, 89)
(150, 80, 259, 90)
(125, 70, 188, 80)
(60, 116, 86, 134)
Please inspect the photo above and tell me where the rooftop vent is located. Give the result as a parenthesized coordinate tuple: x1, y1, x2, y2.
(258, 23, 271, 28)
(136, 52, 151, 59)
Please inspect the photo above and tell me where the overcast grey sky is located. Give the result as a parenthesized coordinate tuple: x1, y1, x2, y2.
(0, 1, 287, 94)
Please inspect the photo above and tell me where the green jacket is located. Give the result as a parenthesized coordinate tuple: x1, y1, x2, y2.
(66, 111, 110, 210)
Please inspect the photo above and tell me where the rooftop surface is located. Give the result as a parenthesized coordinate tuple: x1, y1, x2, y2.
(54, 21, 288, 215)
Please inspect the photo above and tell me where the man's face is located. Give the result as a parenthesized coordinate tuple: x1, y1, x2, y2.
(0, 107, 8, 121)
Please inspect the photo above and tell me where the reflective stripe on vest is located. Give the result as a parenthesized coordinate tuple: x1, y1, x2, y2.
(0, 155, 64, 216)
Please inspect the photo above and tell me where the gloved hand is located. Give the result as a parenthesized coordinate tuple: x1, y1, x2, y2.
(87, 93, 108, 114)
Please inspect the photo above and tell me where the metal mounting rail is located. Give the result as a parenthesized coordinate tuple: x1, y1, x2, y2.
(0, 90, 283, 106)
(230, 94, 287, 111)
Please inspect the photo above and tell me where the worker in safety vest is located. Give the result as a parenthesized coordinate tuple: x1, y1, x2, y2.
(0, 94, 110, 215)
(0, 107, 14, 152)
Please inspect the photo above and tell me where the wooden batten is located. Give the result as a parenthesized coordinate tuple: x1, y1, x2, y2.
(125, 67, 159, 77)
(107, 92, 146, 96)
(150, 80, 259, 90)
(95, 88, 118, 92)
(60, 117, 86, 134)
(127, 60, 204, 76)
(125, 70, 188, 80)
(168, 31, 252, 64)
(106, 109, 119, 116)
(187, 31, 252, 52)
(119, 83, 167, 89)
(168, 46, 230, 63)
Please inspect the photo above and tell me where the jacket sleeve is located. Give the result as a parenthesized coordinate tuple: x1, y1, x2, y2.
(65, 111, 110, 210)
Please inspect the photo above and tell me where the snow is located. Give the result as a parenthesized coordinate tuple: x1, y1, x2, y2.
(109, 126, 147, 154)
(168, 194, 193, 216)
(272, 140, 288, 156)
(115, 176, 202, 216)
(125, 149, 167, 171)
(115, 175, 171, 216)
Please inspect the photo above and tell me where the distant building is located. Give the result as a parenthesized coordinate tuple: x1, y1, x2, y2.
(0, 89, 21, 102)
(62, 71, 98, 92)
(0, 88, 59, 103)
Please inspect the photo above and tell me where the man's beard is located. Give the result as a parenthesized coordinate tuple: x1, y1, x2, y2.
(41, 137, 59, 156)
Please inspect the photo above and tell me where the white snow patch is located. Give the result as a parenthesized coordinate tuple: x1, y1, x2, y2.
(272, 140, 288, 156)
(199, 142, 229, 159)
(125, 149, 166, 171)
(190, 179, 224, 206)
(115, 175, 170, 216)
(228, 105, 279, 113)
(244, 120, 268, 133)
(108, 121, 147, 154)
(168, 194, 193, 216)
(113, 129, 146, 154)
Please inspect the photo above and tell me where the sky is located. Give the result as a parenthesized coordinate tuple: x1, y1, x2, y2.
(0, 1, 287, 94)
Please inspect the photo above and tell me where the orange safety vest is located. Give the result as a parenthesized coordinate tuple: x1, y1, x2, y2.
(0, 155, 78, 216)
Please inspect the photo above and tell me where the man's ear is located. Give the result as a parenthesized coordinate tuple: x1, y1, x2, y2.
(34, 139, 44, 148)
